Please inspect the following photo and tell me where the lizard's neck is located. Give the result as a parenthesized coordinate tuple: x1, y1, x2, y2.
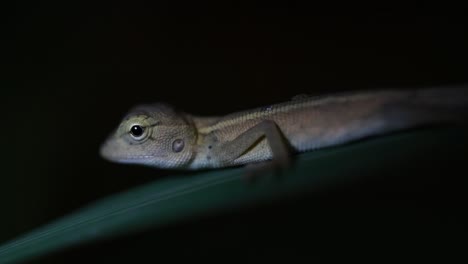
(185, 115, 221, 169)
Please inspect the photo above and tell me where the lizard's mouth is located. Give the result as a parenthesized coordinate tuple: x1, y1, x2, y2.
(102, 153, 155, 162)
(99, 139, 148, 161)
(100, 143, 152, 162)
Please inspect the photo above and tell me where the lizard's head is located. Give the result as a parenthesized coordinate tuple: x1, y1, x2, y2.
(100, 103, 197, 169)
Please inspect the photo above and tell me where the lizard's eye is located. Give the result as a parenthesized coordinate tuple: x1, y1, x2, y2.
(129, 125, 145, 139)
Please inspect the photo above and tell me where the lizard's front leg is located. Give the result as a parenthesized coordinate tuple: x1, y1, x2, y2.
(212, 120, 292, 170)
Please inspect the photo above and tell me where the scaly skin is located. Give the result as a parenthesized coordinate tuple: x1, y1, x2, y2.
(100, 87, 468, 170)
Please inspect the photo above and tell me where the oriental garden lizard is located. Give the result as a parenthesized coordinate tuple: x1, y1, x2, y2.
(100, 86, 468, 170)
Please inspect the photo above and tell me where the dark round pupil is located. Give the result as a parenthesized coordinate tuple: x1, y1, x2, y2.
(130, 125, 144, 137)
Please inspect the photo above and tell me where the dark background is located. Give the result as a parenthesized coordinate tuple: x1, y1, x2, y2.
(1, 2, 468, 261)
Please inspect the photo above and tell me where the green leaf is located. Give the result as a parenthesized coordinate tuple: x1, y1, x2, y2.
(0, 127, 466, 263)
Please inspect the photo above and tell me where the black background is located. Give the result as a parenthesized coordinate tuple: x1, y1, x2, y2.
(1, 2, 468, 261)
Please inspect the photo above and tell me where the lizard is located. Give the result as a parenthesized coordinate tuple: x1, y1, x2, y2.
(100, 86, 468, 170)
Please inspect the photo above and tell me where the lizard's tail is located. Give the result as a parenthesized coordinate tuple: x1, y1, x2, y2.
(378, 85, 468, 132)
(416, 84, 468, 108)
(413, 84, 468, 122)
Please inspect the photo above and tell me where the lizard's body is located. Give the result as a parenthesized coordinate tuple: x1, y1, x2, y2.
(100, 87, 468, 170)
(191, 91, 400, 169)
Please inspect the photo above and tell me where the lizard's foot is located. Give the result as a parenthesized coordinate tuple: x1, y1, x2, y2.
(243, 156, 292, 183)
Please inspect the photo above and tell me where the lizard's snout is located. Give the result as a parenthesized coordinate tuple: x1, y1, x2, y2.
(99, 140, 111, 161)
(99, 138, 118, 162)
